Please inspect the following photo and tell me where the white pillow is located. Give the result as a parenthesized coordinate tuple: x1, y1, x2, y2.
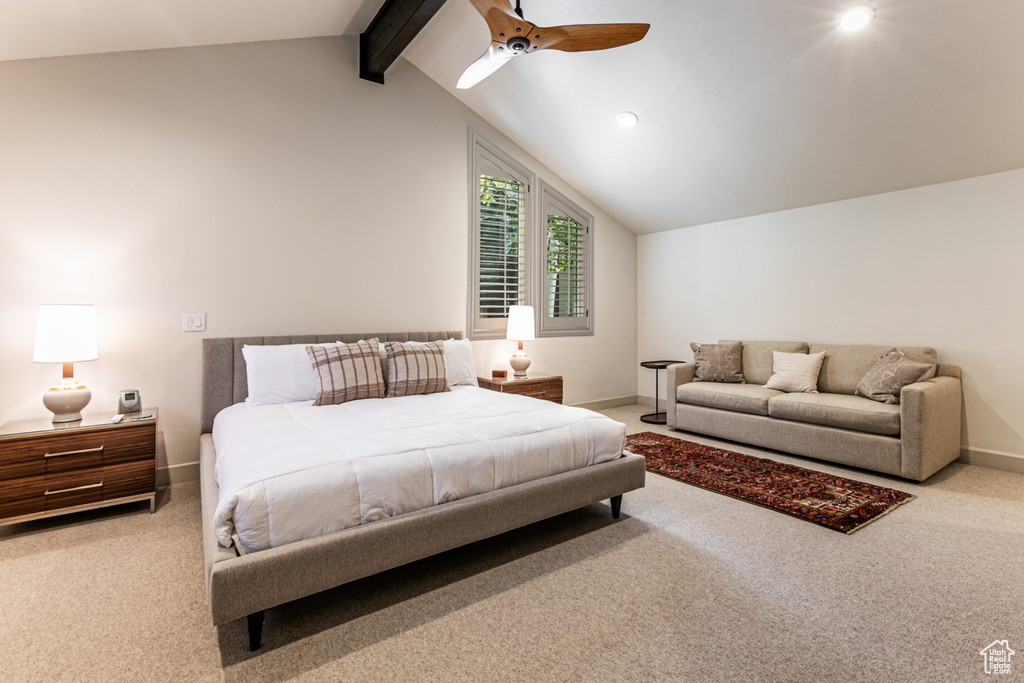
(443, 338, 479, 387)
(407, 338, 479, 387)
(243, 343, 337, 405)
(763, 351, 826, 393)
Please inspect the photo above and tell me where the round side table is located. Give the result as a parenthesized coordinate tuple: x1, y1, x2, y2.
(640, 360, 685, 424)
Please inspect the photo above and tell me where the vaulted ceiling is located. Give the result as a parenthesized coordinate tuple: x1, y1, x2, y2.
(4, 0, 1023, 234)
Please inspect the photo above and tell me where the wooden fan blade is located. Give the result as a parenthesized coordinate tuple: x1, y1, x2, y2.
(457, 44, 517, 89)
(532, 23, 650, 52)
(468, 0, 516, 21)
(469, 0, 536, 45)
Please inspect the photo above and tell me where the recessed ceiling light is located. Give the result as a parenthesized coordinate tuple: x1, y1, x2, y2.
(837, 5, 875, 32)
(616, 111, 639, 128)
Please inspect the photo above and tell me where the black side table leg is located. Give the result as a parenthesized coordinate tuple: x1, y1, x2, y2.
(653, 369, 660, 416)
(640, 361, 683, 425)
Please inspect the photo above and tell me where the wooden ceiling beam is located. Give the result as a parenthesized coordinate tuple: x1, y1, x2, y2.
(360, 0, 448, 84)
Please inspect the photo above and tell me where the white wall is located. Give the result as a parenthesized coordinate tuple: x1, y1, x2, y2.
(0, 36, 638, 482)
(638, 168, 1024, 471)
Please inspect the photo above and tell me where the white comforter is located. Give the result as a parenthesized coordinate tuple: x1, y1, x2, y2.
(212, 387, 626, 553)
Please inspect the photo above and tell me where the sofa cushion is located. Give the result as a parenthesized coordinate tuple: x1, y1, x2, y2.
(678, 382, 784, 417)
(763, 351, 826, 393)
(690, 341, 745, 383)
(809, 344, 938, 395)
(856, 348, 937, 404)
(722, 340, 809, 385)
(768, 392, 901, 436)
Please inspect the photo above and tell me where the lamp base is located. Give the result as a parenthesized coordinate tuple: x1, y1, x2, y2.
(510, 352, 531, 379)
(43, 379, 92, 423)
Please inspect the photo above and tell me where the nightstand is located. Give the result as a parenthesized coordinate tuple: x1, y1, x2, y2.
(477, 374, 563, 404)
(0, 409, 157, 526)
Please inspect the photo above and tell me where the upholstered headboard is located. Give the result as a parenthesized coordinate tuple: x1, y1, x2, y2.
(200, 331, 464, 433)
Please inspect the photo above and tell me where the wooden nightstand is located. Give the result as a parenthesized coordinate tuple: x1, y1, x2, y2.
(0, 409, 157, 526)
(477, 374, 563, 404)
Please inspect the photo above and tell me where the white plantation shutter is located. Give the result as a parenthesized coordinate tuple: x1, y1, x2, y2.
(478, 173, 526, 318)
(469, 134, 533, 338)
(537, 182, 593, 335)
(468, 132, 593, 339)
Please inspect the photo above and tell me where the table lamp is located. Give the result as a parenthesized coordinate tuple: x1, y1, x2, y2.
(506, 305, 536, 379)
(33, 304, 98, 422)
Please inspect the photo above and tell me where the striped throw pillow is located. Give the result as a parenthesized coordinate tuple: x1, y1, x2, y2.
(306, 339, 385, 405)
(385, 340, 450, 398)
(763, 351, 826, 393)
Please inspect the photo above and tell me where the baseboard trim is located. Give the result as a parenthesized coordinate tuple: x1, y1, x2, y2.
(571, 395, 639, 411)
(158, 460, 200, 486)
(958, 447, 1024, 475)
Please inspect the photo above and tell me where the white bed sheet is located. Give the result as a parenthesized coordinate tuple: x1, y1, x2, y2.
(212, 386, 626, 553)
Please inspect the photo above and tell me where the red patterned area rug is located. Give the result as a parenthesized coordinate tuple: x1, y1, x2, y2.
(626, 432, 915, 534)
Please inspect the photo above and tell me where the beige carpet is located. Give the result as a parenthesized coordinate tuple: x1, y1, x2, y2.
(2, 404, 1023, 682)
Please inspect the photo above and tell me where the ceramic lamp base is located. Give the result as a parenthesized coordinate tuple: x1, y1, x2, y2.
(43, 379, 92, 423)
(510, 352, 531, 379)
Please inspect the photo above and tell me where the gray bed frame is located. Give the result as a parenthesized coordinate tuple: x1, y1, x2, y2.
(200, 331, 646, 651)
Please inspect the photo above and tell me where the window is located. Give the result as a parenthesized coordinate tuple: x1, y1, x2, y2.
(537, 181, 592, 336)
(468, 133, 533, 337)
(468, 131, 593, 339)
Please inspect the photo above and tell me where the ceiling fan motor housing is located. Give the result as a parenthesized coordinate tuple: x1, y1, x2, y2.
(507, 36, 530, 52)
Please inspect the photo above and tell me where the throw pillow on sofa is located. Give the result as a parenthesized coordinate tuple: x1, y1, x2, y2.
(856, 348, 936, 404)
(690, 341, 745, 383)
(763, 351, 825, 393)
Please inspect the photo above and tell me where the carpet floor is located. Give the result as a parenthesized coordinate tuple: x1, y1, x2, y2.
(1, 404, 1022, 682)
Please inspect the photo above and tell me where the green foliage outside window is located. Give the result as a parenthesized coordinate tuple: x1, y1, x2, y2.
(546, 214, 584, 318)
(479, 175, 524, 318)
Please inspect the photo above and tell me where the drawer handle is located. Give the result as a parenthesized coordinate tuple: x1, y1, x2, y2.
(45, 446, 104, 458)
(45, 482, 103, 496)
(524, 391, 547, 397)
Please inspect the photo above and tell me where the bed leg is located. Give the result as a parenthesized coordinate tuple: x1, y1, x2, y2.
(247, 611, 265, 651)
(610, 494, 623, 519)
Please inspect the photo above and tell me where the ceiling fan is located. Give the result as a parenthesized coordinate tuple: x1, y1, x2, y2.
(457, 0, 650, 89)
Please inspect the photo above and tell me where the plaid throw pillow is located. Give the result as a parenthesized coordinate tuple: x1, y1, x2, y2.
(306, 339, 385, 405)
(385, 340, 450, 398)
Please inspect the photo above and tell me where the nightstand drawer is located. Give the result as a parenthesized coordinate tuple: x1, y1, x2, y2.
(478, 375, 563, 404)
(0, 424, 155, 480)
(0, 460, 156, 519)
(506, 379, 563, 402)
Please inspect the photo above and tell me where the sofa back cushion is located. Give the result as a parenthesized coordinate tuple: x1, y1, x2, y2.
(721, 340, 809, 385)
(809, 344, 938, 395)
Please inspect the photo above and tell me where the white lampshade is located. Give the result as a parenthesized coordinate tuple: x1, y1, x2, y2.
(33, 304, 98, 363)
(506, 305, 535, 341)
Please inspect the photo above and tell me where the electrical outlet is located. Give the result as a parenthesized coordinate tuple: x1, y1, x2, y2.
(183, 313, 206, 332)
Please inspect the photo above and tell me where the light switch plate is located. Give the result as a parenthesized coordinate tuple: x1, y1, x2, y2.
(183, 313, 206, 332)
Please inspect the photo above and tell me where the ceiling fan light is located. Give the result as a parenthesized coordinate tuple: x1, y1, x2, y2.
(838, 5, 875, 32)
(616, 111, 639, 128)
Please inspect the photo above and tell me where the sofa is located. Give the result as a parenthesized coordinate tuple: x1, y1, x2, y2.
(666, 340, 962, 481)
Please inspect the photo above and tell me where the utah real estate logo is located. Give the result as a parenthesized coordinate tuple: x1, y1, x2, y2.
(980, 640, 1015, 675)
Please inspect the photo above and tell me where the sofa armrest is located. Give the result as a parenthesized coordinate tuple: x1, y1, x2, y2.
(900, 376, 962, 481)
(665, 362, 696, 429)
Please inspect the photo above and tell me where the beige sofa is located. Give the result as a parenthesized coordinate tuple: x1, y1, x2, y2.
(666, 341, 962, 481)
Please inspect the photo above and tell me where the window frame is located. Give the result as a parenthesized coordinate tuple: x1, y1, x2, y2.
(467, 130, 535, 340)
(534, 180, 594, 337)
(467, 130, 594, 340)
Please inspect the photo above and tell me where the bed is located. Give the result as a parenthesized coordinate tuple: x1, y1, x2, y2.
(199, 331, 647, 650)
